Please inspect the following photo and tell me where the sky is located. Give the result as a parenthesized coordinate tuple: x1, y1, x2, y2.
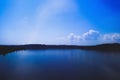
(0, 0, 120, 45)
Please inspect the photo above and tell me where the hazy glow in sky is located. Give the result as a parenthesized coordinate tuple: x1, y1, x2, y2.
(0, 0, 120, 45)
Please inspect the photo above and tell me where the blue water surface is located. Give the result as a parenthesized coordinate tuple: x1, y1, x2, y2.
(0, 49, 120, 80)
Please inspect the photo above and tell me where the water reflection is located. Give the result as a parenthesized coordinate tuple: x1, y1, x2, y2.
(0, 50, 120, 80)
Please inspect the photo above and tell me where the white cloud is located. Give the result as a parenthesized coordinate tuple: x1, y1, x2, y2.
(66, 29, 100, 41)
(57, 29, 120, 45)
(103, 33, 120, 41)
(67, 33, 82, 41)
(82, 29, 100, 40)
(59, 29, 100, 42)
(112, 33, 120, 41)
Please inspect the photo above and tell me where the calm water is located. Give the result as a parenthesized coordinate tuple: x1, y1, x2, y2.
(0, 49, 120, 80)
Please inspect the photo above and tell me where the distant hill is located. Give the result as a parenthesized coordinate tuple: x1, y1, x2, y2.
(0, 43, 120, 55)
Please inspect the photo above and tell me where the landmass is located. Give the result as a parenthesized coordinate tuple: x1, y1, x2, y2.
(0, 43, 120, 55)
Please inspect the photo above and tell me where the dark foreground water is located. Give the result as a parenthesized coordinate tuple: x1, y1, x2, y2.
(0, 49, 120, 80)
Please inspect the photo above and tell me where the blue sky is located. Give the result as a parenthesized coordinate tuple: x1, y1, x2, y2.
(0, 0, 120, 45)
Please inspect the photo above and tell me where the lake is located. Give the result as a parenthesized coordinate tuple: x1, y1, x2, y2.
(0, 49, 120, 80)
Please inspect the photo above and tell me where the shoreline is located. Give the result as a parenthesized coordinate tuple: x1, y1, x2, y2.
(0, 43, 120, 54)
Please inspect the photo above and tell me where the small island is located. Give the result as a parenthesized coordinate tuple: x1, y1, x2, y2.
(0, 43, 120, 55)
